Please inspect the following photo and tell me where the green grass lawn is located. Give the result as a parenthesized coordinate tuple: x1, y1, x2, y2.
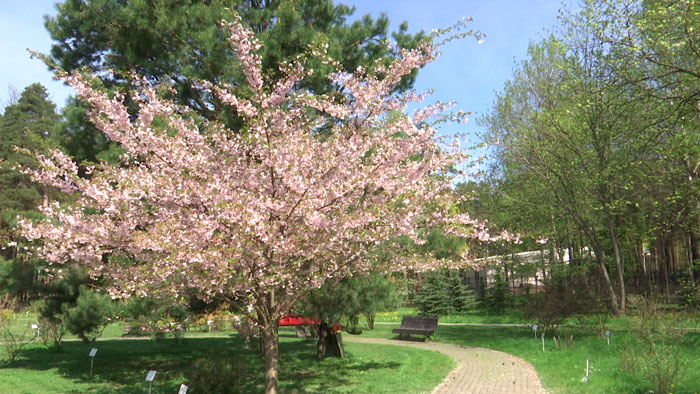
(0, 328, 454, 393)
(5, 307, 700, 393)
(353, 322, 700, 394)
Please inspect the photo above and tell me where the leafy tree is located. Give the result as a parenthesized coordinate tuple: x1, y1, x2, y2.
(21, 16, 483, 394)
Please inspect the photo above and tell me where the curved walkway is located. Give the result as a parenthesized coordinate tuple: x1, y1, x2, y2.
(344, 336, 546, 394)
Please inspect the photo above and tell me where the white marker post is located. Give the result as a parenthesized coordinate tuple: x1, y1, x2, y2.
(581, 358, 590, 382)
(88, 348, 98, 377)
(532, 324, 538, 338)
(145, 370, 157, 394)
(207, 320, 213, 332)
(541, 332, 545, 352)
(605, 330, 611, 345)
(178, 384, 188, 394)
(31, 324, 39, 336)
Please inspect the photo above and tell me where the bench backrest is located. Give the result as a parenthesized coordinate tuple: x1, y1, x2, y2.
(400, 315, 438, 330)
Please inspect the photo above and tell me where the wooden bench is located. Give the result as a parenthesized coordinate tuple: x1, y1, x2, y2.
(392, 316, 438, 341)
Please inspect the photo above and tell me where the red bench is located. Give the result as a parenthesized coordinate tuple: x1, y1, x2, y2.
(278, 315, 340, 332)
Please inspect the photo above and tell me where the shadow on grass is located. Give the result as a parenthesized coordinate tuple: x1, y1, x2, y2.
(4, 333, 407, 394)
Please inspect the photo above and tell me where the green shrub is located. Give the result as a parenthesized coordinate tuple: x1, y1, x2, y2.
(676, 278, 699, 309)
(121, 296, 189, 340)
(187, 355, 245, 393)
(622, 296, 686, 394)
(0, 296, 37, 363)
(63, 287, 114, 342)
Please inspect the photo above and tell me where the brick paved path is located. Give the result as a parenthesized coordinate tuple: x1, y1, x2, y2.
(344, 336, 546, 394)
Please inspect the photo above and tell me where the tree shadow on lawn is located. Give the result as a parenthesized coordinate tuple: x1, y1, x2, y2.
(9, 334, 401, 394)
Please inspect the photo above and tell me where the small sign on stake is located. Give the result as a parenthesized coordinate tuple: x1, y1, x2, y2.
(145, 370, 157, 394)
(88, 348, 98, 377)
(532, 324, 539, 338)
(605, 330, 611, 345)
(178, 384, 188, 394)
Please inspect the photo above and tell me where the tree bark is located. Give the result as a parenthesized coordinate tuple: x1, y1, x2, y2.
(606, 214, 626, 313)
(261, 322, 279, 394)
(589, 241, 620, 315)
(257, 289, 280, 394)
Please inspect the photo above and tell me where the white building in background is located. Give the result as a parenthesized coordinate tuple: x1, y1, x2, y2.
(464, 249, 572, 292)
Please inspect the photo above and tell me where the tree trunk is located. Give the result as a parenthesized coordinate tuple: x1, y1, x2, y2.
(257, 289, 280, 394)
(660, 238, 671, 303)
(687, 234, 695, 284)
(606, 215, 626, 313)
(592, 245, 620, 315)
(366, 313, 375, 330)
(261, 322, 279, 394)
(317, 322, 343, 359)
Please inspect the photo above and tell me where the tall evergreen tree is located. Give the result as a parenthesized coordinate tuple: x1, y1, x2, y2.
(45, 0, 427, 167)
(0, 84, 60, 301)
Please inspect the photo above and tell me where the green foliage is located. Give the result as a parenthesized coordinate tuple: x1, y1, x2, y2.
(483, 272, 510, 312)
(44, 0, 427, 165)
(36, 313, 67, 350)
(35, 267, 87, 321)
(0, 83, 58, 215)
(0, 83, 61, 304)
(414, 270, 479, 316)
(300, 274, 401, 331)
(622, 296, 687, 394)
(121, 296, 190, 339)
(676, 278, 699, 309)
(188, 355, 245, 393)
(0, 256, 37, 300)
(523, 275, 598, 335)
(62, 287, 114, 343)
(0, 296, 37, 363)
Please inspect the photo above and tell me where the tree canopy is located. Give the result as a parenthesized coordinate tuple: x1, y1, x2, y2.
(23, 13, 484, 394)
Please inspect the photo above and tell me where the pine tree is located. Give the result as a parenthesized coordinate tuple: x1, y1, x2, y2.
(45, 0, 427, 167)
(0, 84, 60, 302)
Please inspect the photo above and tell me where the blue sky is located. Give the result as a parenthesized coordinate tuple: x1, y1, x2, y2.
(1, 0, 575, 144)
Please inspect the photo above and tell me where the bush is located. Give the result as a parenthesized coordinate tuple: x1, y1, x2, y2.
(63, 287, 114, 342)
(121, 296, 189, 340)
(187, 355, 245, 393)
(676, 278, 699, 310)
(523, 276, 592, 335)
(0, 296, 37, 363)
(31, 300, 67, 349)
(622, 296, 686, 394)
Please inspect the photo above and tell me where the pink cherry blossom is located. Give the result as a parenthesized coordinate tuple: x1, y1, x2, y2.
(19, 13, 489, 394)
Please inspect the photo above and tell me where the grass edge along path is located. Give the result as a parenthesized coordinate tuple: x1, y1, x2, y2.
(355, 323, 700, 394)
(344, 336, 545, 394)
